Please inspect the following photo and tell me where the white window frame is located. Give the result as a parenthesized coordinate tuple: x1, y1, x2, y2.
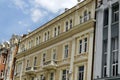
(63, 44, 69, 59)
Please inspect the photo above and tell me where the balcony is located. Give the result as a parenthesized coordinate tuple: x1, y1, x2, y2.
(25, 66, 38, 74)
(43, 60, 58, 70)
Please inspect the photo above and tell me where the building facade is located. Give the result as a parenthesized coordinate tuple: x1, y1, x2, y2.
(14, 0, 96, 80)
(4, 34, 20, 80)
(94, 0, 120, 80)
(0, 42, 10, 80)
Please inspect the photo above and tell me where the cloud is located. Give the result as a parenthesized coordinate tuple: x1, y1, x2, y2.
(11, 0, 29, 12)
(31, 9, 44, 23)
(34, 0, 78, 13)
(10, 0, 78, 23)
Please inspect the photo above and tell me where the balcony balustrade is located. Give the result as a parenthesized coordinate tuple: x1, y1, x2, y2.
(43, 60, 58, 70)
(25, 66, 38, 74)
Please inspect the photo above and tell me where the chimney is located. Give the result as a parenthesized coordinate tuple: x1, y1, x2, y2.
(65, 8, 69, 11)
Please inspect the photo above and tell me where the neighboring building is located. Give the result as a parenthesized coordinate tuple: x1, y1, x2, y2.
(0, 42, 10, 80)
(14, 0, 96, 80)
(4, 34, 20, 80)
(94, 0, 120, 80)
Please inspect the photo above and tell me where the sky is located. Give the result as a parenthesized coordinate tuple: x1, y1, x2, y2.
(0, 0, 79, 43)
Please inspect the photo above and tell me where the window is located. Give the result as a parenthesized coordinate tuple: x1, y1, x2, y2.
(32, 77, 34, 80)
(39, 36, 41, 44)
(40, 75, 44, 80)
(70, 19, 72, 29)
(79, 40, 82, 53)
(54, 28, 57, 37)
(84, 38, 87, 52)
(80, 16, 82, 24)
(44, 33, 47, 41)
(111, 37, 118, 76)
(43, 53, 46, 64)
(103, 9, 109, 26)
(26, 60, 29, 68)
(34, 57, 37, 66)
(62, 70, 69, 80)
(2, 56, 5, 64)
(84, 11, 87, 22)
(112, 3, 119, 23)
(65, 21, 68, 31)
(36, 37, 39, 45)
(48, 31, 50, 40)
(31, 40, 33, 47)
(58, 26, 60, 35)
(78, 66, 84, 80)
(29, 41, 31, 48)
(88, 11, 91, 19)
(17, 63, 22, 74)
(0, 70, 3, 77)
(102, 40, 107, 77)
(64, 45, 68, 58)
(50, 73, 54, 80)
(53, 49, 56, 60)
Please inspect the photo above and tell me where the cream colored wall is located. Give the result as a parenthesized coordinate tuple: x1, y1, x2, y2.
(15, 0, 95, 80)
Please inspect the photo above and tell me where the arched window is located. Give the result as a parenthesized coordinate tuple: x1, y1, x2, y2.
(44, 33, 47, 41)
(84, 10, 87, 22)
(88, 11, 91, 19)
(58, 26, 60, 35)
(80, 16, 82, 24)
(54, 28, 57, 37)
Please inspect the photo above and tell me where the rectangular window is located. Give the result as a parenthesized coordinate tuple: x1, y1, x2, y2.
(70, 19, 72, 29)
(26, 60, 29, 68)
(62, 70, 69, 80)
(112, 3, 119, 23)
(80, 16, 82, 24)
(44, 33, 47, 41)
(66, 21, 68, 31)
(103, 9, 109, 26)
(58, 26, 60, 35)
(111, 37, 118, 76)
(36, 37, 38, 45)
(50, 73, 54, 80)
(102, 40, 107, 77)
(53, 49, 56, 60)
(54, 28, 57, 37)
(64, 45, 68, 58)
(43, 53, 46, 64)
(34, 57, 37, 66)
(40, 75, 44, 80)
(84, 38, 87, 52)
(39, 36, 41, 44)
(48, 31, 50, 40)
(79, 40, 82, 53)
(78, 66, 84, 80)
(84, 11, 87, 22)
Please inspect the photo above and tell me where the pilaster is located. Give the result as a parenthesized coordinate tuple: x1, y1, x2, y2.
(87, 31, 94, 80)
(69, 37, 75, 80)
